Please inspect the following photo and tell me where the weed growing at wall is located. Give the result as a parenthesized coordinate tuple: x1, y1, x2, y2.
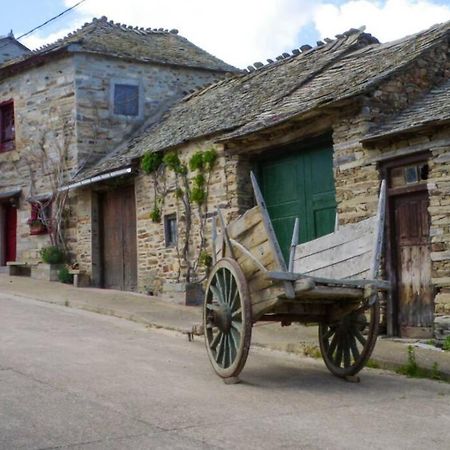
(396, 345, 443, 381)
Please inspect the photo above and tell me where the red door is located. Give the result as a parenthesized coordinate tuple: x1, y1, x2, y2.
(3, 204, 17, 264)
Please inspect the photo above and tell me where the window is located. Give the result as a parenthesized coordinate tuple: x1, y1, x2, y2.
(113, 84, 139, 116)
(164, 214, 177, 247)
(27, 201, 51, 235)
(390, 163, 429, 188)
(0, 100, 15, 152)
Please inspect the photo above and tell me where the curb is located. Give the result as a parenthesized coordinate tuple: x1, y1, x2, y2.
(4, 289, 450, 382)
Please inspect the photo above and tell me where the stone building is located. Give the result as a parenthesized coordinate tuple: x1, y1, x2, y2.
(0, 18, 238, 276)
(67, 21, 450, 338)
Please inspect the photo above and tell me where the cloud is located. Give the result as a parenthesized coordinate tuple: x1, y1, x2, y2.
(314, 0, 450, 42)
(58, 0, 317, 68)
(22, 20, 85, 50)
(20, 0, 450, 67)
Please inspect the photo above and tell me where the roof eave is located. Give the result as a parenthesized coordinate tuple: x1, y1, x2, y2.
(361, 118, 450, 144)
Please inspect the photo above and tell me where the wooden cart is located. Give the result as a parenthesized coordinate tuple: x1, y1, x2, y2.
(203, 172, 389, 380)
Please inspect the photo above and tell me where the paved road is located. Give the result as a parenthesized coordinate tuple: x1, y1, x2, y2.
(1, 293, 449, 450)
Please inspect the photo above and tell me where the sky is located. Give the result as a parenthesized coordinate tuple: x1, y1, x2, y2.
(1, 0, 450, 68)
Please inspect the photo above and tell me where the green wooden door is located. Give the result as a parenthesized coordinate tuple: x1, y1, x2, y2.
(259, 145, 336, 262)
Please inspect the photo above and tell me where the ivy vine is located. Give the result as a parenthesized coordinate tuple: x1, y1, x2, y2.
(140, 147, 218, 282)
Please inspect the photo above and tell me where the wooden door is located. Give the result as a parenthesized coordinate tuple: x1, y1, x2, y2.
(3, 204, 16, 264)
(259, 143, 336, 261)
(393, 192, 433, 337)
(385, 157, 433, 338)
(100, 185, 137, 291)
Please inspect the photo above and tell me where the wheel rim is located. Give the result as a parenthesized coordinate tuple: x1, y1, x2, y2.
(319, 302, 380, 377)
(204, 258, 252, 378)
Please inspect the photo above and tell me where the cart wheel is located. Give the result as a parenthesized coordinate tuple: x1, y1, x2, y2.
(319, 301, 380, 378)
(204, 258, 252, 379)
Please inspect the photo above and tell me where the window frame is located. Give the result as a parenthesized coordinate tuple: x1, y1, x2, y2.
(110, 79, 142, 119)
(164, 214, 177, 248)
(0, 99, 15, 153)
(27, 200, 51, 235)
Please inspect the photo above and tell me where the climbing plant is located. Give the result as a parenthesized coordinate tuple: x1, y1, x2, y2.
(140, 147, 217, 283)
(140, 152, 165, 223)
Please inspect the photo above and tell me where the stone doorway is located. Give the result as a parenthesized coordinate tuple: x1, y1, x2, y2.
(98, 185, 137, 291)
(383, 155, 434, 338)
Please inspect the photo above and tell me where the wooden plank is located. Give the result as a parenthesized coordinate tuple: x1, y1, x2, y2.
(211, 217, 217, 266)
(250, 171, 295, 299)
(234, 239, 273, 278)
(293, 234, 373, 274)
(293, 285, 363, 300)
(251, 289, 284, 320)
(231, 220, 268, 250)
(227, 205, 262, 239)
(229, 238, 268, 274)
(294, 216, 376, 260)
(288, 218, 299, 272)
(217, 208, 235, 259)
(369, 179, 387, 280)
(266, 271, 390, 290)
(301, 250, 372, 280)
(248, 271, 276, 293)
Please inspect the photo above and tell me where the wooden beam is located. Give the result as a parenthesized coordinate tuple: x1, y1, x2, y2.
(266, 271, 390, 290)
(211, 215, 217, 266)
(250, 171, 296, 299)
(216, 208, 235, 260)
(288, 218, 299, 272)
(229, 238, 268, 274)
(369, 179, 387, 280)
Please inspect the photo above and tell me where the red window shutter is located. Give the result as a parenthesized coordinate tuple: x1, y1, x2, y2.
(30, 203, 39, 221)
(3, 104, 14, 142)
(0, 101, 15, 151)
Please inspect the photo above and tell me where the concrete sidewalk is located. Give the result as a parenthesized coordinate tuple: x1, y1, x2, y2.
(1, 274, 449, 381)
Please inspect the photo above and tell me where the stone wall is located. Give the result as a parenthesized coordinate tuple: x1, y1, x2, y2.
(333, 108, 380, 225)
(428, 129, 450, 316)
(360, 125, 450, 322)
(366, 41, 450, 125)
(74, 53, 227, 168)
(0, 56, 77, 262)
(133, 140, 253, 294)
(333, 39, 450, 227)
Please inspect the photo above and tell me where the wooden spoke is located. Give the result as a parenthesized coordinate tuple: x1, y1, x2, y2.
(322, 327, 335, 341)
(210, 331, 222, 350)
(214, 333, 224, 362)
(215, 272, 225, 304)
(231, 308, 242, 319)
(204, 258, 252, 379)
(319, 301, 380, 378)
(343, 334, 351, 368)
(327, 333, 338, 358)
(230, 327, 240, 349)
(227, 270, 233, 305)
(230, 287, 239, 311)
(231, 321, 242, 333)
(354, 328, 367, 346)
(349, 334, 360, 361)
(334, 339, 343, 367)
(206, 303, 221, 312)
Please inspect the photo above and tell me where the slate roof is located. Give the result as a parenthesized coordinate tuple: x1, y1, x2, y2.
(71, 21, 450, 184)
(0, 32, 30, 64)
(362, 78, 450, 142)
(0, 16, 237, 75)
